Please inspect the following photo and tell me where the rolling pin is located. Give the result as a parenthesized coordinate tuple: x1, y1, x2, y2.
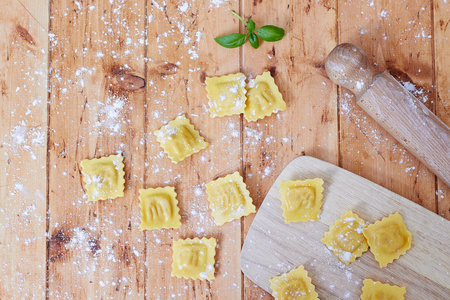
(325, 43, 450, 187)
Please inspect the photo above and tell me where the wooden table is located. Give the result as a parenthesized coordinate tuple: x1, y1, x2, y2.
(1, 0, 448, 299)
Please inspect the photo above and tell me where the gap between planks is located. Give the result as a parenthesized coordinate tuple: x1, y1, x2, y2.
(45, 0, 54, 298)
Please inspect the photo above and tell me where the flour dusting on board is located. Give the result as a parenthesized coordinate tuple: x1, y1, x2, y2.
(210, 0, 229, 8)
(340, 92, 419, 175)
(400, 80, 429, 103)
(93, 94, 132, 136)
(4, 124, 45, 162)
(2, 0, 448, 298)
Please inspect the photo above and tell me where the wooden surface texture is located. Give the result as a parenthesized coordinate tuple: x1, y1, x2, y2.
(240, 156, 450, 299)
(0, 0, 449, 299)
(359, 72, 450, 186)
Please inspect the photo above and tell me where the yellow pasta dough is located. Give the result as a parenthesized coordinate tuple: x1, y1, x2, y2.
(205, 171, 255, 226)
(361, 278, 406, 300)
(244, 71, 286, 122)
(205, 73, 247, 117)
(154, 115, 208, 163)
(79, 154, 125, 201)
(279, 178, 324, 223)
(363, 212, 412, 268)
(269, 265, 319, 300)
(171, 237, 216, 281)
(321, 210, 368, 265)
(139, 186, 181, 230)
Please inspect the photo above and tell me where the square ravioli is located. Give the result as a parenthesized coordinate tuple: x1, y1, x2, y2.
(361, 279, 406, 300)
(321, 210, 368, 265)
(363, 212, 412, 268)
(205, 73, 247, 117)
(205, 171, 255, 226)
(269, 265, 319, 300)
(279, 178, 324, 223)
(139, 186, 181, 230)
(171, 237, 216, 281)
(245, 71, 286, 122)
(80, 154, 125, 201)
(154, 115, 208, 163)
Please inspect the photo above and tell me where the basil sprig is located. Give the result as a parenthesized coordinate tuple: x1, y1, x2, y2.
(214, 11, 285, 49)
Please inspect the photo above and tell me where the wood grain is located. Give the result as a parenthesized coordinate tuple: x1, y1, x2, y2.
(0, 0, 448, 299)
(241, 156, 450, 299)
(144, 1, 243, 299)
(48, 0, 146, 298)
(326, 43, 450, 186)
(0, 0, 48, 298)
(359, 72, 450, 186)
(434, 0, 450, 220)
(241, 0, 338, 298)
(338, 0, 438, 217)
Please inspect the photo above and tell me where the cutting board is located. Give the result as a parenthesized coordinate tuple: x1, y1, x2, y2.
(240, 156, 450, 299)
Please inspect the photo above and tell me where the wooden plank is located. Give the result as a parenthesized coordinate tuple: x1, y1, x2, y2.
(1, 0, 446, 299)
(144, 0, 243, 299)
(434, 0, 450, 220)
(48, 0, 146, 298)
(0, 0, 48, 298)
(338, 1, 438, 213)
(241, 0, 338, 298)
(241, 156, 450, 299)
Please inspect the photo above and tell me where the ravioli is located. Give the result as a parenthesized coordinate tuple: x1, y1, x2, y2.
(139, 186, 181, 230)
(244, 71, 286, 121)
(269, 265, 319, 300)
(205, 73, 247, 117)
(361, 278, 406, 300)
(79, 154, 125, 201)
(279, 178, 324, 223)
(205, 171, 255, 226)
(171, 237, 217, 281)
(322, 210, 368, 265)
(363, 212, 412, 268)
(154, 115, 208, 163)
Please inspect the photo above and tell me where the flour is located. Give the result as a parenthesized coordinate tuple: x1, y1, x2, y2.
(194, 187, 203, 197)
(178, 1, 189, 12)
(5, 124, 45, 163)
(262, 166, 272, 179)
(93, 95, 131, 136)
(400, 80, 429, 103)
(210, 0, 228, 8)
(5, 1, 439, 299)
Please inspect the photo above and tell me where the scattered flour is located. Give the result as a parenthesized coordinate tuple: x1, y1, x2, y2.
(400, 80, 429, 103)
(178, 1, 189, 12)
(2, 2, 447, 299)
(210, 0, 228, 8)
(93, 95, 131, 136)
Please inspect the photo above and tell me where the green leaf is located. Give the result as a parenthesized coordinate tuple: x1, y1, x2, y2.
(247, 18, 256, 31)
(214, 33, 248, 48)
(257, 25, 285, 42)
(249, 32, 259, 49)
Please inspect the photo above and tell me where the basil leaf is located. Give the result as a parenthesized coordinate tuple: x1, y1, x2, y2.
(249, 32, 259, 49)
(214, 33, 247, 48)
(257, 25, 285, 42)
(247, 18, 256, 31)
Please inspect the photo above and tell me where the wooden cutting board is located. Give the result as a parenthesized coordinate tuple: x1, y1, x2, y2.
(240, 156, 450, 299)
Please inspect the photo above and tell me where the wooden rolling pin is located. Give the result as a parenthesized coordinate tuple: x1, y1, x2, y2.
(325, 43, 450, 187)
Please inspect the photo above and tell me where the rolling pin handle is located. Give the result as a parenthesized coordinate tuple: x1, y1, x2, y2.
(325, 43, 381, 98)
